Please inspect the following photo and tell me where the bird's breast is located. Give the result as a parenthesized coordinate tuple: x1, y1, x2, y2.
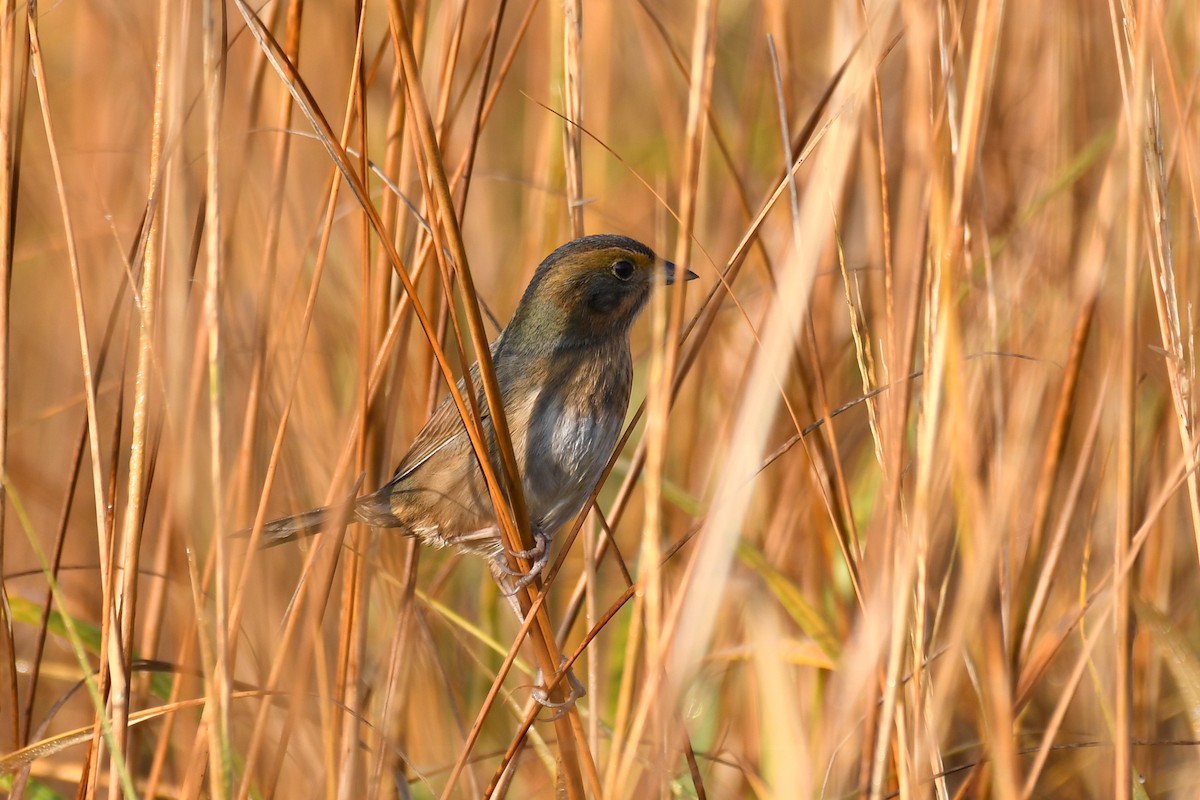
(515, 350, 631, 532)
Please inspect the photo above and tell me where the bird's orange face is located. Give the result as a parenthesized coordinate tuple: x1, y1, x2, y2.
(505, 235, 695, 351)
(543, 245, 665, 331)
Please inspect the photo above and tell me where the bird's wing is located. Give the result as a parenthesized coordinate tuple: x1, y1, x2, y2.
(389, 361, 490, 484)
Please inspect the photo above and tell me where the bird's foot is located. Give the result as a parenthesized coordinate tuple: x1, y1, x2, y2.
(532, 656, 586, 721)
(505, 526, 549, 562)
(494, 529, 551, 594)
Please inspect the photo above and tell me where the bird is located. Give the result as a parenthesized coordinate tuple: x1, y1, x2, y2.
(253, 234, 697, 598)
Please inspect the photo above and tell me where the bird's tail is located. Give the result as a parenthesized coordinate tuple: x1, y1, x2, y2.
(253, 504, 347, 547)
(240, 475, 396, 547)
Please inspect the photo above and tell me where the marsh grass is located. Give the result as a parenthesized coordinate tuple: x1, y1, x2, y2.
(2, 1, 1200, 798)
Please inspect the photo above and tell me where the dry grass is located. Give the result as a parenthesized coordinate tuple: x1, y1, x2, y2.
(2, 0, 1200, 798)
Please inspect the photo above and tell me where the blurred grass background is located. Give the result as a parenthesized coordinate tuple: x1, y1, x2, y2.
(2, 0, 1200, 798)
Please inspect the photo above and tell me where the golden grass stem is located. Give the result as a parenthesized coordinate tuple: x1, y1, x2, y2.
(562, 0, 584, 238)
(0, 0, 19, 762)
(200, 0, 233, 796)
(26, 7, 137, 797)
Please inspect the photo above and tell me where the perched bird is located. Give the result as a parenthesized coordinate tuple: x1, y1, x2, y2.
(255, 234, 697, 595)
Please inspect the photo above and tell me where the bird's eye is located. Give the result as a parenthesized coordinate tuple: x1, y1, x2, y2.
(611, 259, 635, 281)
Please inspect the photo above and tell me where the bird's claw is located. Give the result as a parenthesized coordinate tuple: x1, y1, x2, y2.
(504, 527, 549, 562)
(495, 529, 551, 594)
(500, 563, 543, 595)
(532, 657, 586, 721)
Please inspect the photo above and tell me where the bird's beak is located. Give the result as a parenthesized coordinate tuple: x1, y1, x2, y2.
(663, 260, 700, 285)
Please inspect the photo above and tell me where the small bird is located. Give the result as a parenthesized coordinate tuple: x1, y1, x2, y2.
(255, 234, 697, 596)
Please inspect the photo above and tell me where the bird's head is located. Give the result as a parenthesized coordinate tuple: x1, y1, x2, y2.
(504, 234, 698, 352)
